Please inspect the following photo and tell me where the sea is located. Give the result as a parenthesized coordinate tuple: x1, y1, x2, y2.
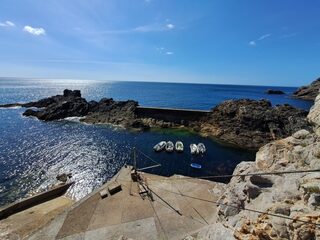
(0, 78, 313, 206)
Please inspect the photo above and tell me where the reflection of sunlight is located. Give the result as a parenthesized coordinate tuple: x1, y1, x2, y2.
(0, 107, 254, 206)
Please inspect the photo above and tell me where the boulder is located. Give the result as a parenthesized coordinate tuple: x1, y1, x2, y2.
(308, 193, 320, 209)
(56, 173, 72, 183)
(244, 182, 261, 199)
(63, 89, 81, 98)
(307, 92, 320, 136)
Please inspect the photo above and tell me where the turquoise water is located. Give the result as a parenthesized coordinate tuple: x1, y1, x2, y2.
(0, 78, 312, 206)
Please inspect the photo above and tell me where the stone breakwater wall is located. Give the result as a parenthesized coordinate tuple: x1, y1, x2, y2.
(135, 106, 210, 124)
(0, 89, 311, 149)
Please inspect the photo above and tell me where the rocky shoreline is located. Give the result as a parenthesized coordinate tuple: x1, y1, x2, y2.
(0, 89, 311, 150)
(189, 91, 320, 240)
(293, 78, 320, 101)
(1, 87, 319, 239)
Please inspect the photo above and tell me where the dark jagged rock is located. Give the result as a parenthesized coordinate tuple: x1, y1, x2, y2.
(199, 99, 311, 149)
(23, 98, 90, 121)
(19, 89, 139, 127)
(83, 99, 139, 127)
(266, 89, 285, 95)
(22, 89, 83, 109)
(293, 78, 320, 101)
(2, 89, 311, 150)
(63, 89, 81, 98)
(22, 89, 90, 120)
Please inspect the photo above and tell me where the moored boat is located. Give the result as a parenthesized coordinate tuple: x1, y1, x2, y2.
(166, 141, 174, 152)
(190, 144, 199, 154)
(175, 141, 184, 152)
(153, 141, 166, 152)
(197, 143, 206, 154)
(190, 163, 202, 169)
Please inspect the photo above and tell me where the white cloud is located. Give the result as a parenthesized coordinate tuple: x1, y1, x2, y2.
(258, 33, 271, 40)
(133, 23, 175, 33)
(0, 20, 15, 27)
(23, 25, 46, 36)
(249, 33, 271, 46)
(166, 24, 175, 29)
(156, 47, 173, 55)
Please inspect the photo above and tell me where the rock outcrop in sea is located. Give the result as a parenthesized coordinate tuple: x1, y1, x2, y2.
(293, 78, 320, 101)
(199, 99, 310, 149)
(266, 89, 285, 95)
(23, 90, 89, 121)
(22, 90, 139, 126)
(190, 90, 320, 240)
(0, 89, 311, 149)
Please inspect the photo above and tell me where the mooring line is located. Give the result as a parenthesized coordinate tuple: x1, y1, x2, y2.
(146, 185, 182, 216)
(137, 164, 161, 171)
(149, 184, 320, 228)
(132, 149, 320, 228)
(136, 148, 162, 166)
(147, 196, 168, 240)
(146, 169, 320, 181)
(174, 185, 209, 225)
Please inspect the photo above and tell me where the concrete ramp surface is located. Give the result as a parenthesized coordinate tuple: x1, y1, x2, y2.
(29, 166, 225, 240)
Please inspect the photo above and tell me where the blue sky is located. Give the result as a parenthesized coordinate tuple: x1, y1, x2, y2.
(0, 0, 319, 86)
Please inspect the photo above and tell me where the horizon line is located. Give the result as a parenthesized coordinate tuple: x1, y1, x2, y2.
(0, 76, 302, 88)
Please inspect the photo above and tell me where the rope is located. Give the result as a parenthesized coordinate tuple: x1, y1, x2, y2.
(133, 149, 320, 228)
(147, 185, 182, 216)
(147, 195, 168, 240)
(135, 148, 161, 165)
(174, 184, 209, 225)
(147, 169, 320, 181)
(137, 164, 161, 171)
(148, 184, 320, 229)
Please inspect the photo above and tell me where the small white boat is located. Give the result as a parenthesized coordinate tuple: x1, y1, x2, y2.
(175, 141, 184, 152)
(166, 141, 174, 152)
(190, 144, 199, 155)
(198, 143, 206, 154)
(153, 141, 166, 152)
(191, 163, 202, 169)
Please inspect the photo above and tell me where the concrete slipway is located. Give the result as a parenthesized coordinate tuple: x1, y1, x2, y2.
(3, 166, 226, 240)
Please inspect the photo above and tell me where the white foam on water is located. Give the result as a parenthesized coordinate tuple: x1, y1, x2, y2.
(63, 116, 85, 122)
(0, 106, 22, 109)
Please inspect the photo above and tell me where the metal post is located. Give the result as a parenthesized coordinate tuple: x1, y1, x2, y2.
(133, 147, 137, 170)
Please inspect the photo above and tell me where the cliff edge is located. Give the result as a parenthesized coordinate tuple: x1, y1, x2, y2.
(190, 90, 320, 239)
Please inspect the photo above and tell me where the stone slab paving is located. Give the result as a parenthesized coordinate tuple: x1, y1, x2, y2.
(29, 166, 225, 240)
(0, 196, 74, 240)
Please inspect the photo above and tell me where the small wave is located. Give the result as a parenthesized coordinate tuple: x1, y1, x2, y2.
(64, 116, 86, 122)
(0, 106, 22, 109)
(21, 114, 39, 120)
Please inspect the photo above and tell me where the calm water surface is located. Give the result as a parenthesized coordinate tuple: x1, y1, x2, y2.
(0, 78, 313, 206)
